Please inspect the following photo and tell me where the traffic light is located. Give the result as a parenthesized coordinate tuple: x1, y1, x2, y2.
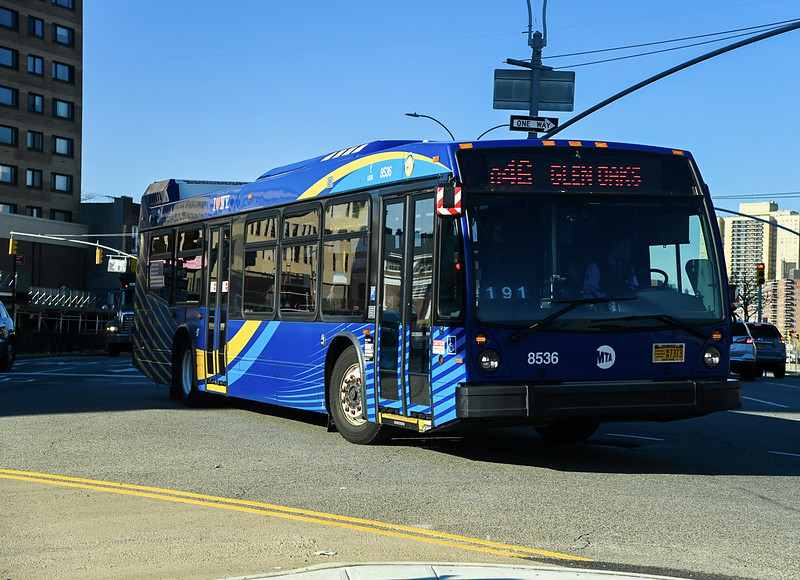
(756, 262, 765, 286)
(7, 237, 17, 255)
(95, 247, 103, 265)
(789, 329, 794, 340)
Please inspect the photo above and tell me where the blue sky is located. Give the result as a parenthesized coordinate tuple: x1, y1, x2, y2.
(82, 1, 800, 214)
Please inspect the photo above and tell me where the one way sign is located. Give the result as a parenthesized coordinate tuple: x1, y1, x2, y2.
(509, 115, 558, 133)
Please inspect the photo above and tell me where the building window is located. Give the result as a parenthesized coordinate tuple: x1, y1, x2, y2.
(27, 130, 43, 151)
(0, 86, 18, 108)
(52, 61, 73, 83)
(27, 206, 42, 218)
(52, 135, 73, 157)
(28, 55, 43, 75)
(26, 169, 43, 189)
(0, 164, 17, 184)
(53, 98, 74, 120)
(51, 209, 72, 222)
(0, 7, 18, 30)
(0, 125, 18, 146)
(28, 16, 44, 37)
(0, 47, 18, 69)
(51, 173, 73, 193)
(28, 92, 43, 113)
(53, 0, 75, 9)
(53, 24, 74, 47)
(0, 203, 17, 214)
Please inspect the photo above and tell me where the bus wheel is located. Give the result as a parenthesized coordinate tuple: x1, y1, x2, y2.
(172, 340, 200, 405)
(329, 346, 386, 444)
(0, 340, 14, 371)
(535, 422, 598, 444)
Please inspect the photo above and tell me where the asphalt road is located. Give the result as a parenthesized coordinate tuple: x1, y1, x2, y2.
(1, 356, 798, 580)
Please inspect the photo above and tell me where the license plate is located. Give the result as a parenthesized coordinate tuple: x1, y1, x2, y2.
(653, 343, 684, 363)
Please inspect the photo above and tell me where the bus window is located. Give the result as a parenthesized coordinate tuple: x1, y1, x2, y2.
(284, 208, 319, 239)
(437, 218, 463, 318)
(324, 199, 368, 235)
(244, 247, 276, 314)
(321, 238, 366, 316)
(246, 216, 277, 243)
(321, 199, 369, 317)
(148, 231, 174, 302)
(280, 245, 317, 313)
(175, 229, 203, 303)
(280, 208, 319, 315)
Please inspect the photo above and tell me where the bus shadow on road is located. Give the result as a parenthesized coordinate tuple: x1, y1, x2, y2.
(386, 412, 800, 477)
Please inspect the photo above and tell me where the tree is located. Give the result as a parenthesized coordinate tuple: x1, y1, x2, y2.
(729, 269, 758, 321)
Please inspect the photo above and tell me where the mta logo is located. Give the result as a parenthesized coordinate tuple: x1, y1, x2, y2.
(596, 345, 616, 369)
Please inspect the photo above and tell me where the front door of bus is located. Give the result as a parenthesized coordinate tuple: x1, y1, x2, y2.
(378, 195, 434, 420)
(204, 224, 230, 393)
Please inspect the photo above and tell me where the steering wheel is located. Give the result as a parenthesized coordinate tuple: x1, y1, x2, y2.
(649, 268, 669, 287)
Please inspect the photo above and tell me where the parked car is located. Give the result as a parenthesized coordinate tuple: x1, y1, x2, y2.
(730, 321, 756, 381)
(0, 300, 15, 371)
(747, 322, 786, 378)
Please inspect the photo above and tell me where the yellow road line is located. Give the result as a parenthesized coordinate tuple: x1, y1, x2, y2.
(0, 468, 590, 562)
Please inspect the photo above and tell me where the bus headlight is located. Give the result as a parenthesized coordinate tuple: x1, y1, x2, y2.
(478, 349, 500, 372)
(106, 323, 118, 333)
(702, 346, 721, 369)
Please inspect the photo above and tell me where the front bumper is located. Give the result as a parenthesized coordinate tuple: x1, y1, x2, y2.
(106, 333, 132, 346)
(456, 378, 741, 424)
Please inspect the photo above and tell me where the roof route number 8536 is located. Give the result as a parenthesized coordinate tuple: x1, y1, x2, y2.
(528, 352, 559, 364)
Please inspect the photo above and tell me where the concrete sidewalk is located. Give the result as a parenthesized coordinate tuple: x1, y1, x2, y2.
(230, 562, 692, 580)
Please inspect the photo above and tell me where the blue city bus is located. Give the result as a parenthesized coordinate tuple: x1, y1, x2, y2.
(133, 139, 741, 444)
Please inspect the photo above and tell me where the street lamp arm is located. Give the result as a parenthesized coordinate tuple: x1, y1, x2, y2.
(405, 112, 455, 141)
(476, 124, 507, 140)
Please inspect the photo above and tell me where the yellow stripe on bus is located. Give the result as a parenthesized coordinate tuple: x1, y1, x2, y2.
(297, 152, 448, 200)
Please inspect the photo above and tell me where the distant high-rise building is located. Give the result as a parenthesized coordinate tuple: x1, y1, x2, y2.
(720, 201, 800, 331)
(0, 0, 82, 222)
(721, 202, 778, 284)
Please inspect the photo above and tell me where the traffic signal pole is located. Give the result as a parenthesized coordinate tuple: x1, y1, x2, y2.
(10, 250, 16, 320)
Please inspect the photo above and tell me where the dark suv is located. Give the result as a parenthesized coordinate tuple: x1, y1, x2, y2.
(748, 322, 786, 378)
(0, 300, 15, 371)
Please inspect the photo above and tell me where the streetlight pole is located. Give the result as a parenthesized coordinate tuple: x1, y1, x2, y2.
(405, 112, 455, 140)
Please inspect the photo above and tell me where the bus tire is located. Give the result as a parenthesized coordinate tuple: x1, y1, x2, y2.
(172, 340, 201, 406)
(535, 422, 598, 444)
(329, 345, 386, 445)
(0, 340, 14, 371)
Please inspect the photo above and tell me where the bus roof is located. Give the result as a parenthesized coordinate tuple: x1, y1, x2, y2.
(139, 139, 695, 230)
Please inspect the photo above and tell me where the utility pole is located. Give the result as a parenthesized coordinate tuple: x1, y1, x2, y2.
(527, 30, 544, 138)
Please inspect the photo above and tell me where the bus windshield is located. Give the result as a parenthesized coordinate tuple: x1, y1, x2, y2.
(468, 193, 724, 330)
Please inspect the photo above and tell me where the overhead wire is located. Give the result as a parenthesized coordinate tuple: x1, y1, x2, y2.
(544, 18, 800, 59)
(536, 17, 800, 69)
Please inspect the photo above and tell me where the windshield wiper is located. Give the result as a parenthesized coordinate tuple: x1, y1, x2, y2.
(587, 314, 710, 339)
(509, 297, 635, 343)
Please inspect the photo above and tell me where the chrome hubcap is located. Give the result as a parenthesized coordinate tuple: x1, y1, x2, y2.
(339, 363, 364, 426)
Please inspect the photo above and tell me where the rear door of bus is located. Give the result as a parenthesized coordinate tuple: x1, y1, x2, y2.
(202, 222, 231, 393)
